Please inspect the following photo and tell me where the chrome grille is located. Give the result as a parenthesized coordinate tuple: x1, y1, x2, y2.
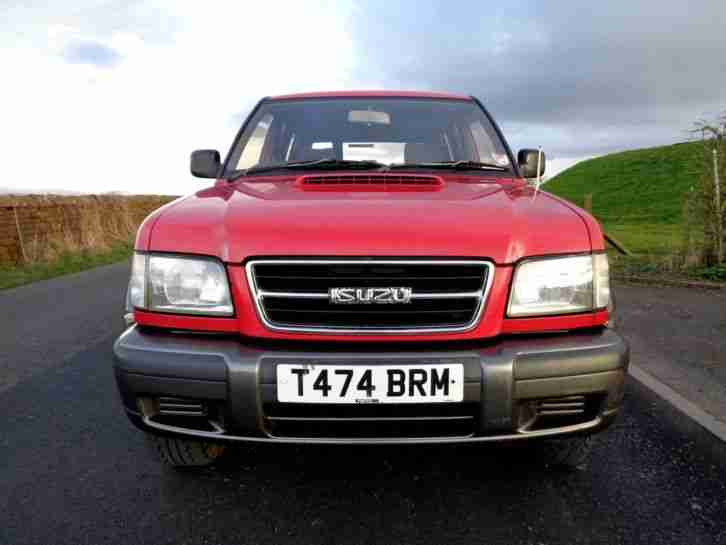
(246, 260, 494, 334)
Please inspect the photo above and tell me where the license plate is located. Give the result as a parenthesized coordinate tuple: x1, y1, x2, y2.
(276, 364, 464, 404)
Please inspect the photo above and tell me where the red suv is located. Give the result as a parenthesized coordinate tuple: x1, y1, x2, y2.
(114, 91, 628, 468)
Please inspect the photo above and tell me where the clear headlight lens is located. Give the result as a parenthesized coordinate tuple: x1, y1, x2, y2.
(128, 253, 233, 316)
(128, 253, 147, 309)
(593, 253, 610, 309)
(508, 254, 610, 317)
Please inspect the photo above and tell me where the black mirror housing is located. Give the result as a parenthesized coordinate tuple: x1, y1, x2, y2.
(518, 149, 546, 179)
(190, 149, 221, 178)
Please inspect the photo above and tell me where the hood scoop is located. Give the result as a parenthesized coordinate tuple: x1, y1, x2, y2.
(296, 173, 444, 191)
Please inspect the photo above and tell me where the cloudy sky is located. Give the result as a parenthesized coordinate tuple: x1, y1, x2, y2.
(2, 0, 725, 195)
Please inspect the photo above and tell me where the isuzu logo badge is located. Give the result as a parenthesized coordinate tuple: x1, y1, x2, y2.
(329, 287, 413, 305)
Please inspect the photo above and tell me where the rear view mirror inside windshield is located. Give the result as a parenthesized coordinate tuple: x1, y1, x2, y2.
(348, 109, 391, 125)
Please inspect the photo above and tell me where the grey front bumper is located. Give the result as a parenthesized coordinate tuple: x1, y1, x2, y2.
(113, 326, 629, 444)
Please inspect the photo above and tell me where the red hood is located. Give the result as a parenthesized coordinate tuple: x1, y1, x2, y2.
(143, 175, 592, 264)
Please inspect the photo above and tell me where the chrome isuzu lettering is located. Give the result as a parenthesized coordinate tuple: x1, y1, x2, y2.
(329, 287, 413, 305)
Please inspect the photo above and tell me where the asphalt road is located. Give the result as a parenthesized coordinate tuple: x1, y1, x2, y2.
(615, 283, 726, 424)
(1, 262, 725, 545)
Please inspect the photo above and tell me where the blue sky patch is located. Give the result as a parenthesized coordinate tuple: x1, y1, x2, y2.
(63, 40, 121, 68)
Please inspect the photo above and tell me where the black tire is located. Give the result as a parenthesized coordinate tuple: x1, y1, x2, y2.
(147, 434, 226, 468)
(536, 435, 595, 470)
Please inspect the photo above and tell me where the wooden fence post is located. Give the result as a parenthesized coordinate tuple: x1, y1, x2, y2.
(714, 148, 723, 263)
(584, 193, 593, 213)
(12, 206, 28, 264)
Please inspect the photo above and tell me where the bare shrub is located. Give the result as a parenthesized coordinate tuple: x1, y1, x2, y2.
(687, 114, 726, 266)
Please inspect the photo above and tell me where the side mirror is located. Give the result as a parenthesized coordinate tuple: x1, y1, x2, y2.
(190, 149, 221, 178)
(518, 149, 546, 179)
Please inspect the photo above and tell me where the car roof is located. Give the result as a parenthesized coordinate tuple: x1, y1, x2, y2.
(267, 90, 472, 101)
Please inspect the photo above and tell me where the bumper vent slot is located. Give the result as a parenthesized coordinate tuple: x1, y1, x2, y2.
(246, 259, 493, 334)
(297, 173, 443, 190)
(519, 395, 600, 432)
(157, 396, 206, 417)
(536, 396, 587, 417)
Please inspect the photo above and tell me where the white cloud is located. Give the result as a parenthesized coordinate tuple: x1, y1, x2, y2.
(7, 1, 717, 195)
(545, 157, 589, 180)
(1, 1, 358, 195)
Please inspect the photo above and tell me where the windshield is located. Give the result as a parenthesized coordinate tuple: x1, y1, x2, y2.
(225, 98, 512, 175)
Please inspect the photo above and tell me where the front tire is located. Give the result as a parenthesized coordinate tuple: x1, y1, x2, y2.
(147, 434, 226, 468)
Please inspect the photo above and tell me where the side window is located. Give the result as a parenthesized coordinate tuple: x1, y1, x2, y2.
(236, 113, 274, 169)
(469, 121, 509, 166)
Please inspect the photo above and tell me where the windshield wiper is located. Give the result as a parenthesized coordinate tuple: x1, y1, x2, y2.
(388, 160, 508, 171)
(230, 158, 385, 179)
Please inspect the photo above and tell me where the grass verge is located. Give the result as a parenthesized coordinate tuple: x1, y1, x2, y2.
(545, 140, 706, 255)
(610, 253, 726, 284)
(602, 222, 688, 255)
(546, 140, 725, 284)
(0, 242, 132, 291)
(545, 141, 704, 228)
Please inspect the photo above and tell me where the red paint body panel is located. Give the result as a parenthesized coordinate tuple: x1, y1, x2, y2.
(134, 195, 189, 252)
(500, 310, 609, 334)
(542, 192, 606, 252)
(136, 176, 608, 340)
(146, 177, 592, 265)
(133, 92, 610, 340)
(269, 90, 471, 101)
(134, 310, 239, 333)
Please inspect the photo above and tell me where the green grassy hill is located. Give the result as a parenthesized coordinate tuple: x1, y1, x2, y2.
(545, 141, 706, 254)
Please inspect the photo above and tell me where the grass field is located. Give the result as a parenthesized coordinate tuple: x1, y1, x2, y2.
(545, 141, 706, 255)
(0, 242, 133, 290)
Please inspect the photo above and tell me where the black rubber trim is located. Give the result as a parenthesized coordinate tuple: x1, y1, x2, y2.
(113, 327, 228, 381)
(113, 325, 629, 440)
(114, 326, 628, 384)
(221, 97, 268, 178)
(469, 96, 519, 177)
(123, 408, 619, 445)
(119, 372, 227, 400)
(513, 338, 630, 380)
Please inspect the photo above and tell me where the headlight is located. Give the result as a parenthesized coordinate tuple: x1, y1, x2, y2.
(128, 253, 233, 316)
(127, 253, 147, 309)
(508, 254, 609, 317)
